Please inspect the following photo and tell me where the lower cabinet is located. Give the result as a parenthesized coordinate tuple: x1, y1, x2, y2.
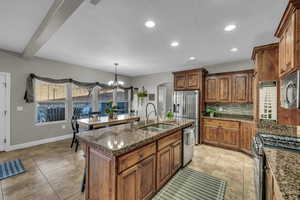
(203, 119, 240, 150)
(157, 146, 172, 190)
(118, 155, 156, 200)
(157, 135, 182, 190)
(118, 131, 183, 200)
(240, 122, 256, 154)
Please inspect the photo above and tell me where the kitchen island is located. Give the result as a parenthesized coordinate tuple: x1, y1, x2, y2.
(78, 119, 194, 200)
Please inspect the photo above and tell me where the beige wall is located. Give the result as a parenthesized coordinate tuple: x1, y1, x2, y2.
(0, 50, 131, 145)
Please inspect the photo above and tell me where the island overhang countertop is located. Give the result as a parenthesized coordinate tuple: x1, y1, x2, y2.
(78, 119, 194, 157)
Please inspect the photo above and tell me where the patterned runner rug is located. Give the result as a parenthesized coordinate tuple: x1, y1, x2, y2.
(0, 159, 25, 180)
(152, 167, 226, 200)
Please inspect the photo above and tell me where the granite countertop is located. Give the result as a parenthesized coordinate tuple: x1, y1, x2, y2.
(78, 119, 194, 157)
(264, 147, 300, 200)
(201, 114, 254, 123)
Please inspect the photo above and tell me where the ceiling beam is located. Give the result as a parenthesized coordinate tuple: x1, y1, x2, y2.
(22, 0, 85, 58)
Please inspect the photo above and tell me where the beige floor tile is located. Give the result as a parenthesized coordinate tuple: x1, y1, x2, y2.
(0, 139, 255, 200)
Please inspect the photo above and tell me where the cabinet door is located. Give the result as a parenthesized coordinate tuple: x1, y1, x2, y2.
(217, 75, 231, 102)
(232, 73, 249, 103)
(279, 36, 287, 75)
(205, 76, 218, 102)
(203, 125, 219, 145)
(118, 165, 139, 200)
(157, 146, 172, 189)
(285, 18, 294, 73)
(137, 155, 156, 200)
(174, 72, 186, 90)
(219, 127, 240, 150)
(248, 73, 253, 103)
(186, 71, 200, 89)
(240, 122, 256, 154)
(171, 140, 182, 174)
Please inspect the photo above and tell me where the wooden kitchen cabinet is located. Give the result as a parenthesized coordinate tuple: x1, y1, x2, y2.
(174, 72, 186, 90)
(157, 132, 182, 190)
(265, 161, 282, 200)
(118, 155, 156, 200)
(173, 68, 206, 90)
(171, 140, 182, 174)
(218, 75, 231, 102)
(205, 76, 218, 102)
(232, 73, 249, 103)
(203, 121, 219, 145)
(240, 122, 256, 154)
(157, 145, 172, 189)
(186, 70, 200, 89)
(204, 70, 253, 103)
(203, 119, 240, 150)
(275, 2, 300, 77)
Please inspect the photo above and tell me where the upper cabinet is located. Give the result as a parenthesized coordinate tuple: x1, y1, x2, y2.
(275, 1, 300, 78)
(173, 68, 206, 90)
(205, 76, 218, 102)
(204, 70, 253, 103)
(232, 73, 249, 103)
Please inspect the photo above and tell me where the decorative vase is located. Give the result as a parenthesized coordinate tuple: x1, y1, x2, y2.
(108, 113, 114, 120)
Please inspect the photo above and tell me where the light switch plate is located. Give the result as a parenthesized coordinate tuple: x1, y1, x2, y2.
(17, 106, 23, 111)
(297, 126, 300, 138)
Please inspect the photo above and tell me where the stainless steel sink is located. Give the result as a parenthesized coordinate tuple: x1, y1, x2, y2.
(139, 123, 176, 132)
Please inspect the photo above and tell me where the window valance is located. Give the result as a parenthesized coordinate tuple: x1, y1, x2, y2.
(24, 73, 136, 103)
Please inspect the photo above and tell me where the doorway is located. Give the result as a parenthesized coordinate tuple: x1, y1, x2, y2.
(0, 73, 10, 151)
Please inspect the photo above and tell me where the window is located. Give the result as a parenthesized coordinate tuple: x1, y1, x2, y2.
(35, 80, 67, 123)
(116, 89, 129, 114)
(72, 85, 92, 118)
(98, 89, 113, 116)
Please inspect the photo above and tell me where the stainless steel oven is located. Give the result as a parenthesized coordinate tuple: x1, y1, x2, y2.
(281, 70, 300, 109)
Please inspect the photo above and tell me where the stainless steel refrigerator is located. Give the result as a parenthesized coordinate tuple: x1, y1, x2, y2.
(173, 90, 200, 144)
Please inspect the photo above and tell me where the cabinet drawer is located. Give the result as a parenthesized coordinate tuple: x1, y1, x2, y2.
(158, 131, 181, 151)
(203, 119, 239, 129)
(118, 142, 156, 173)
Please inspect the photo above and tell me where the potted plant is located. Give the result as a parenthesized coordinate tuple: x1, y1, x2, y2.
(165, 111, 174, 120)
(136, 86, 148, 106)
(206, 108, 217, 118)
(105, 101, 118, 120)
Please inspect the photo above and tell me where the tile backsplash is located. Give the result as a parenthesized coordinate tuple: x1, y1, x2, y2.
(257, 123, 298, 138)
(206, 103, 253, 116)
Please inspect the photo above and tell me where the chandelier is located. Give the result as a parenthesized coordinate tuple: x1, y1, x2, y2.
(108, 63, 124, 88)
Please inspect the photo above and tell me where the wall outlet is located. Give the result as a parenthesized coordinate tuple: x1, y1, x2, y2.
(62, 125, 66, 129)
(17, 106, 23, 111)
(297, 126, 300, 137)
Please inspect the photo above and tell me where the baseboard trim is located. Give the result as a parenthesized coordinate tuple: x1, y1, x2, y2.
(6, 134, 73, 151)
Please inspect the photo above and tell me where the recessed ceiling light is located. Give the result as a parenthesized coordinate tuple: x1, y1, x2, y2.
(170, 41, 179, 47)
(189, 57, 196, 60)
(145, 20, 156, 28)
(224, 24, 236, 32)
(230, 47, 238, 52)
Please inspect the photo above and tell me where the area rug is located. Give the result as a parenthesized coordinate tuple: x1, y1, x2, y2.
(152, 167, 226, 200)
(0, 159, 25, 180)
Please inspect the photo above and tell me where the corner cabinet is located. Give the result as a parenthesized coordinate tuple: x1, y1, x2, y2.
(275, 2, 300, 78)
(240, 122, 256, 154)
(204, 70, 253, 103)
(173, 68, 206, 90)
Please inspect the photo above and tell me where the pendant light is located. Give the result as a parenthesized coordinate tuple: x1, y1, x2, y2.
(108, 63, 124, 88)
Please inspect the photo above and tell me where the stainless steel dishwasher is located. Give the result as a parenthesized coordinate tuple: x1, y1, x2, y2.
(183, 127, 195, 166)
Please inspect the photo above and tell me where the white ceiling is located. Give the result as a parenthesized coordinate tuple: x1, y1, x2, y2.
(0, 0, 288, 76)
(0, 0, 54, 52)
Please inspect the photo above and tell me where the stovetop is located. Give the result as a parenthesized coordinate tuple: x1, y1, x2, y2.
(255, 133, 300, 154)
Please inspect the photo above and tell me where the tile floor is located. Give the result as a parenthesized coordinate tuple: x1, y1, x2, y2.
(0, 140, 255, 200)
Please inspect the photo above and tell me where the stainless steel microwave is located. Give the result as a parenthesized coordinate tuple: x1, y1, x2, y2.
(281, 70, 300, 109)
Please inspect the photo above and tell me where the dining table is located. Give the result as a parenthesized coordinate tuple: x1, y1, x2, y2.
(77, 114, 140, 130)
